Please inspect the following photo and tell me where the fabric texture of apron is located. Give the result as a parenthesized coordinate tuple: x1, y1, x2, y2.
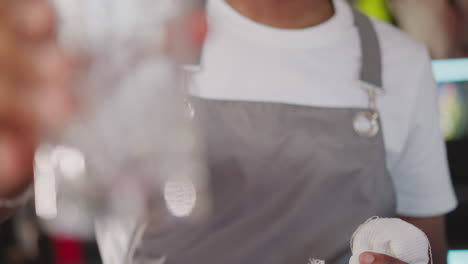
(134, 8, 396, 264)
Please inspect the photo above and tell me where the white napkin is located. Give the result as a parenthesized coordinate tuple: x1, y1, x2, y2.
(349, 217, 431, 264)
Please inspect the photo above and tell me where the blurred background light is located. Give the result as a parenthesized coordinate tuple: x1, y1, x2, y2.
(433, 60, 468, 141)
(448, 249, 468, 264)
(433, 59, 468, 83)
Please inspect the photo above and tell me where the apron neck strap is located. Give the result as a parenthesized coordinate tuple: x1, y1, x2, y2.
(352, 8, 383, 90)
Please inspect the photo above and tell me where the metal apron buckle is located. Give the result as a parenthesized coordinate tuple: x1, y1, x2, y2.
(354, 82, 383, 137)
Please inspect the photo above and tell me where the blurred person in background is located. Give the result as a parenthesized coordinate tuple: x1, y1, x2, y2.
(451, 0, 468, 57)
(0, 0, 458, 264)
(352, 0, 468, 59)
(389, 0, 461, 59)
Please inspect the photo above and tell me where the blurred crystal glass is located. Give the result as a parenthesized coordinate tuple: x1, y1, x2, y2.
(33, 0, 210, 256)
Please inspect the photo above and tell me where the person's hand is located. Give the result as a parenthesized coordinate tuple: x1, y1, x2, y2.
(359, 252, 408, 264)
(0, 0, 205, 215)
(0, 0, 72, 205)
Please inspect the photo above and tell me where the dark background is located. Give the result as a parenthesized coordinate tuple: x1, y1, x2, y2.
(446, 139, 468, 249)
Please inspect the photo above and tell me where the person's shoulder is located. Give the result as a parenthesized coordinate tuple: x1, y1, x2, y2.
(370, 18, 431, 69)
(367, 19, 435, 132)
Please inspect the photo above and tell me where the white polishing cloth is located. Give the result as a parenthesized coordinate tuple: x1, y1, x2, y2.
(349, 217, 431, 264)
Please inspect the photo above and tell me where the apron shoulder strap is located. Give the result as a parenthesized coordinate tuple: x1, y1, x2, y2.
(352, 8, 383, 90)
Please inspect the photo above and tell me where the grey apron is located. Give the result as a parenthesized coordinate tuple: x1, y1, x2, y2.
(134, 8, 396, 264)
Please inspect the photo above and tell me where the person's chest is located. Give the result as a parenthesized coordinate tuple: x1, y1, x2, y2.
(188, 28, 414, 175)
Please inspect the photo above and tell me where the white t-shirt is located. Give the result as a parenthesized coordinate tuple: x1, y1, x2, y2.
(190, 0, 458, 217)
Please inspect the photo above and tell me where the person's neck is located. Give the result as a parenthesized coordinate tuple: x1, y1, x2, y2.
(225, 0, 334, 29)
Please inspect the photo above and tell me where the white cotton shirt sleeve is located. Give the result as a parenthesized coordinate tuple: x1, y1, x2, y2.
(390, 50, 458, 217)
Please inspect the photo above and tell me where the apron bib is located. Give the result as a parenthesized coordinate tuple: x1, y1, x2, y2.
(135, 8, 396, 264)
